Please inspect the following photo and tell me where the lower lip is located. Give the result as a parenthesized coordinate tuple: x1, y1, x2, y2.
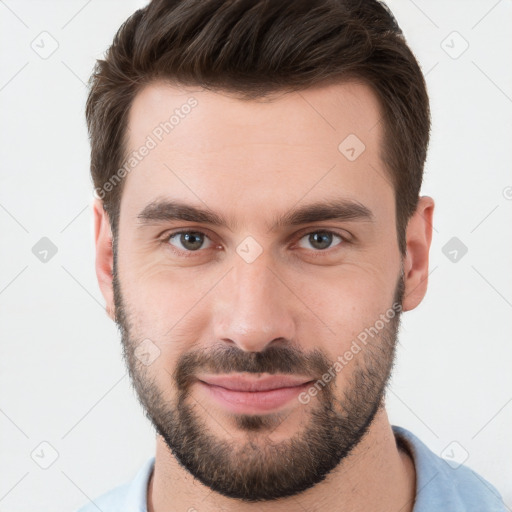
(197, 381, 312, 414)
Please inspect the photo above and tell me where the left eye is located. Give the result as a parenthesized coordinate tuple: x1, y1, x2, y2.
(296, 231, 344, 251)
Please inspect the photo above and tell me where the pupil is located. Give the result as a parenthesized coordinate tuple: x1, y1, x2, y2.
(182, 232, 203, 250)
(310, 232, 332, 250)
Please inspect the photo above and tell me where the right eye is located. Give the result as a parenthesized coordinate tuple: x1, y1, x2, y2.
(164, 230, 214, 253)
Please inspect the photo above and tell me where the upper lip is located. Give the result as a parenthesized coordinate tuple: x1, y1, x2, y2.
(197, 373, 313, 392)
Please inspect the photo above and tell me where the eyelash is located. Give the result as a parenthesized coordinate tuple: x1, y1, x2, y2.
(160, 229, 350, 258)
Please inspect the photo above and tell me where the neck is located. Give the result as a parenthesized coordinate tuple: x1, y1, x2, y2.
(148, 406, 416, 512)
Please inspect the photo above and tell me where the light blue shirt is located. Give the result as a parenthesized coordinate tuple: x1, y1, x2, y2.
(74, 425, 507, 511)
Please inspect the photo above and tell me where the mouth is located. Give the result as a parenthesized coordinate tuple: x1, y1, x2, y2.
(195, 373, 314, 415)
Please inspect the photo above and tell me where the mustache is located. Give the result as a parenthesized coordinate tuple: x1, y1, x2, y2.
(173, 344, 332, 392)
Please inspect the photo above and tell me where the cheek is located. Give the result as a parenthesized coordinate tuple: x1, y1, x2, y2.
(117, 239, 219, 334)
(121, 282, 214, 384)
(287, 266, 399, 387)
(294, 261, 398, 331)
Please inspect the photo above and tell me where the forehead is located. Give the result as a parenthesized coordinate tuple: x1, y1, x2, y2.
(120, 80, 392, 227)
(126, 79, 383, 150)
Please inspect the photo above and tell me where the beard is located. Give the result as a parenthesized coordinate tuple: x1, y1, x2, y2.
(112, 256, 405, 502)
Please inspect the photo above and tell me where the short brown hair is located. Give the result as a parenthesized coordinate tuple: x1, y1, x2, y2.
(86, 0, 430, 255)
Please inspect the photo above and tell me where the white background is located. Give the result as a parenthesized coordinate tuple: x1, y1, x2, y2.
(0, 1, 511, 510)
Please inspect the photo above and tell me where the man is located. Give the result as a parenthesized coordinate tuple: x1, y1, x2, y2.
(77, 0, 507, 510)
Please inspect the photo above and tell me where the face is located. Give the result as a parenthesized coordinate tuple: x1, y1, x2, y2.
(109, 80, 408, 501)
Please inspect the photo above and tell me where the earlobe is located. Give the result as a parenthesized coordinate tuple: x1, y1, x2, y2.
(92, 198, 116, 321)
(402, 196, 435, 312)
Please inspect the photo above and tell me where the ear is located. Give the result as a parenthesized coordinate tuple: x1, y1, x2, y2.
(402, 196, 435, 312)
(93, 198, 116, 321)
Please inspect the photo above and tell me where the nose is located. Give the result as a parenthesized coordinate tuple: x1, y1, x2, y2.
(212, 257, 297, 353)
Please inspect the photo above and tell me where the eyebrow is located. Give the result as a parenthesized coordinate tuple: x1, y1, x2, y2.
(136, 198, 375, 231)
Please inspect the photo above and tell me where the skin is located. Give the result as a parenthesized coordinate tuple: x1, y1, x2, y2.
(93, 80, 434, 511)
